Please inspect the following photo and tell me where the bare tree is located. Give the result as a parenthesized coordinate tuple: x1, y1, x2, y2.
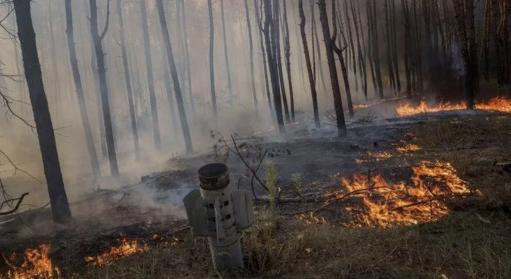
(64, 0, 100, 176)
(117, 0, 140, 161)
(156, 0, 193, 154)
(318, 0, 347, 136)
(220, 0, 234, 105)
(140, 0, 162, 149)
(13, 0, 72, 223)
(282, 0, 295, 121)
(299, 0, 320, 128)
(89, 0, 119, 176)
(208, 0, 218, 117)
(244, 0, 258, 112)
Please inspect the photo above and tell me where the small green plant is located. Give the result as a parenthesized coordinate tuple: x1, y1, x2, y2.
(266, 161, 278, 218)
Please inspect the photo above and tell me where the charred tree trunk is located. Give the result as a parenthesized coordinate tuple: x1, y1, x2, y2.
(117, 0, 140, 161)
(318, 0, 347, 137)
(369, 0, 384, 98)
(64, 0, 100, 176)
(453, 0, 479, 110)
(244, 0, 258, 112)
(207, 0, 218, 117)
(351, 0, 368, 100)
(402, 0, 413, 97)
(156, 0, 193, 153)
(263, 0, 285, 132)
(255, 0, 274, 114)
(331, 0, 354, 117)
(140, 0, 162, 149)
(220, 0, 234, 105)
(299, 0, 320, 128)
(310, 0, 328, 94)
(14, 0, 72, 223)
(282, 0, 295, 121)
(89, 0, 119, 176)
(273, 0, 290, 122)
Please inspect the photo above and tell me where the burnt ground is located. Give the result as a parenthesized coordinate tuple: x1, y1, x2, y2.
(2, 110, 511, 278)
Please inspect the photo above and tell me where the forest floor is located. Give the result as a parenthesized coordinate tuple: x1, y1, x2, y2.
(2, 109, 511, 278)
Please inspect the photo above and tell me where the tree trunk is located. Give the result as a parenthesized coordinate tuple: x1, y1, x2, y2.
(156, 0, 193, 154)
(273, 0, 290, 122)
(140, 0, 162, 149)
(64, 0, 100, 176)
(89, 0, 119, 176)
(262, 0, 285, 132)
(14, 0, 72, 223)
(299, 0, 320, 128)
(117, 0, 140, 161)
(282, 0, 295, 121)
(220, 0, 234, 105)
(318, 0, 347, 137)
(244, 0, 258, 112)
(181, 0, 195, 113)
(254, 0, 274, 115)
(207, 0, 218, 117)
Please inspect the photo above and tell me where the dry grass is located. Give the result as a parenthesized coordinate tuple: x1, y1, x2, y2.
(67, 115, 511, 278)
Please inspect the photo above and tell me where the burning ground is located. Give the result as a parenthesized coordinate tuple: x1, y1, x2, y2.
(2, 104, 511, 278)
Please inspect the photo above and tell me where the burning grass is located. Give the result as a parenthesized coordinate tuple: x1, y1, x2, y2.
(84, 239, 148, 267)
(317, 161, 476, 228)
(395, 97, 511, 116)
(3, 244, 59, 279)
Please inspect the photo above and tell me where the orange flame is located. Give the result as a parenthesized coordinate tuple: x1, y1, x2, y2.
(84, 239, 148, 267)
(320, 161, 474, 227)
(395, 97, 511, 117)
(6, 244, 60, 279)
(396, 144, 422, 153)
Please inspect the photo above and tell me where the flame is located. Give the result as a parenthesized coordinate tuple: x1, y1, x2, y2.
(84, 239, 148, 267)
(395, 97, 511, 116)
(396, 144, 422, 153)
(6, 244, 60, 279)
(322, 161, 474, 227)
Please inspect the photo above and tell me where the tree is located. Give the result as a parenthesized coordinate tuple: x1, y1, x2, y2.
(117, 0, 140, 161)
(64, 0, 100, 176)
(262, 0, 285, 132)
(13, 0, 72, 223)
(318, 0, 347, 136)
(207, 0, 218, 117)
(452, 0, 479, 109)
(140, 0, 162, 149)
(89, 0, 119, 176)
(298, 0, 320, 128)
(282, 0, 295, 121)
(156, 0, 193, 154)
(220, 0, 234, 105)
(244, 0, 258, 112)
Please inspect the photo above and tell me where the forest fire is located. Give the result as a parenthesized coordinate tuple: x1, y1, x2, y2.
(5, 244, 59, 279)
(84, 239, 148, 267)
(321, 161, 474, 227)
(395, 97, 511, 116)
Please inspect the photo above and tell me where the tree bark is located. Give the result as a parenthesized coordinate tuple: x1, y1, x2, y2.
(14, 0, 72, 223)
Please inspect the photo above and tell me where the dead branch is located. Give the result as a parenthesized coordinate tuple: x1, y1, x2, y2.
(0, 192, 28, 215)
(230, 135, 269, 192)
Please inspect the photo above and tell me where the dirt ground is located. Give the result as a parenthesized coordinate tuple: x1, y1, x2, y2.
(2, 110, 511, 278)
